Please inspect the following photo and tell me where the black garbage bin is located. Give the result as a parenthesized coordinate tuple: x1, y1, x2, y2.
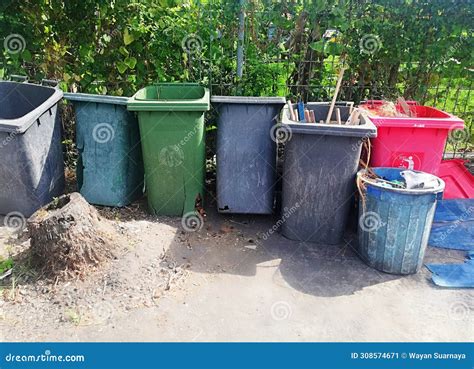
(280, 102, 377, 244)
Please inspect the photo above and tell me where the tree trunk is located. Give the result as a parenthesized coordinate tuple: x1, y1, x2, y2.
(27, 192, 118, 279)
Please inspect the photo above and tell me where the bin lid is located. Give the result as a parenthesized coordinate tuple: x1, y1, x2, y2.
(0, 81, 63, 134)
(359, 101, 465, 130)
(64, 92, 129, 106)
(127, 83, 210, 112)
(211, 96, 286, 105)
(281, 103, 377, 138)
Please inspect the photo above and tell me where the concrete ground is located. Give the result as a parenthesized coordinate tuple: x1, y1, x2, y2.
(0, 205, 472, 342)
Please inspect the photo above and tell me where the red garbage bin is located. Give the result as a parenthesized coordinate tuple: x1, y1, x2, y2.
(360, 100, 464, 175)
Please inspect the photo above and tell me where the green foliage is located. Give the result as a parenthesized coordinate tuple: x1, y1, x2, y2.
(0, 0, 472, 152)
(0, 257, 14, 275)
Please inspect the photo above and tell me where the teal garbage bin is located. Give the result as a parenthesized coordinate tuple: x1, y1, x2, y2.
(357, 167, 445, 274)
(65, 93, 144, 207)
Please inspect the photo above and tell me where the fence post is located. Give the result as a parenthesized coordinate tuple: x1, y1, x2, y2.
(236, 0, 245, 88)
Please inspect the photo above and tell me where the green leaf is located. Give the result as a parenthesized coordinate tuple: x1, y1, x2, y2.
(117, 61, 128, 74)
(309, 40, 325, 53)
(0, 257, 13, 274)
(123, 28, 135, 45)
(326, 42, 344, 56)
(119, 46, 129, 57)
(124, 56, 137, 69)
(22, 49, 32, 62)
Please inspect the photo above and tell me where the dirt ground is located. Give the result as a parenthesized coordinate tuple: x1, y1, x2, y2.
(0, 197, 472, 342)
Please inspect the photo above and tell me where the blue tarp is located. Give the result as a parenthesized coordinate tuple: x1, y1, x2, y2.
(426, 256, 474, 288)
(428, 199, 474, 251)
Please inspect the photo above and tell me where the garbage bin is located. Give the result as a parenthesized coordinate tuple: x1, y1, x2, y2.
(64, 93, 144, 207)
(357, 167, 445, 274)
(0, 80, 65, 217)
(212, 96, 285, 214)
(360, 100, 464, 175)
(127, 83, 210, 216)
(280, 102, 377, 244)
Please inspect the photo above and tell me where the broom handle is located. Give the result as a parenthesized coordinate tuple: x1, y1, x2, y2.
(326, 66, 346, 124)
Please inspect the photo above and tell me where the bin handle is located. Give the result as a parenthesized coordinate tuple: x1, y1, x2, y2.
(9, 75, 28, 82)
(41, 79, 60, 87)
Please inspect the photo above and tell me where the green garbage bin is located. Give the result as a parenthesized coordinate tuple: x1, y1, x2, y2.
(127, 83, 210, 216)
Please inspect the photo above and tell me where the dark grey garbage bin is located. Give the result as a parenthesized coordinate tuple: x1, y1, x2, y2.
(213, 96, 285, 214)
(280, 102, 377, 244)
(0, 81, 65, 217)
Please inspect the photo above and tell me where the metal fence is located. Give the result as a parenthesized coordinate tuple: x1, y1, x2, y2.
(194, 1, 473, 159)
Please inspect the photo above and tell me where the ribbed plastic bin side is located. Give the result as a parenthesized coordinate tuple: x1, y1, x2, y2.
(65, 93, 144, 207)
(280, 102, 377, 244)
(213, 96, 285, 214)
(0, 81, 65, 217)
(357, 168, 444, 275)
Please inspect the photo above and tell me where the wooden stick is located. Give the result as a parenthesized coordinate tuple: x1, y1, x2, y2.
(348, 110, 361, 125)
(326, 66, 346, 124)
(287, 100, 296, 121)
(336, 108, 341, 125)
(396, 97, 412, 117)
